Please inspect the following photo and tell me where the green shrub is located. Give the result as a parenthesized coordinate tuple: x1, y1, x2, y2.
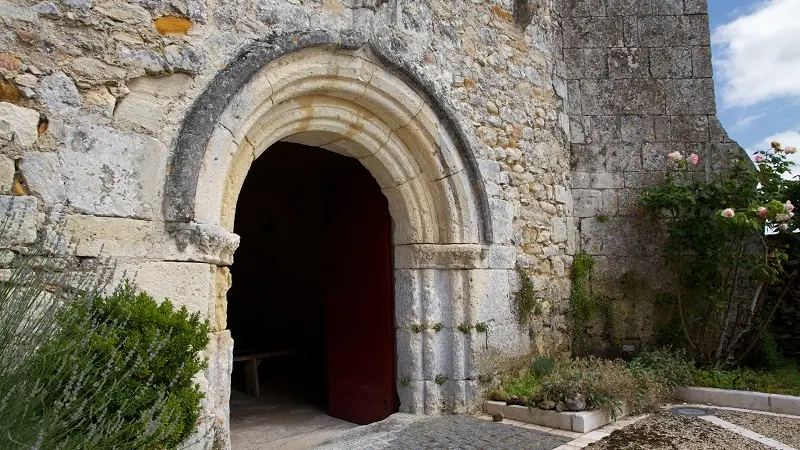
(693, 361, 800, 396)
(513, 264, 539, 325)
(0, 275, 210, 449)
(531, 357, 555, 377)
(629, 349, 695, 388)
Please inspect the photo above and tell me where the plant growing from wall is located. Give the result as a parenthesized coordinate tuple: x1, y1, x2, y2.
(432, 322, 443, 332)
(411, 324, 424, 333)
(399, 376, 411, 387)
(434, 374, 448, 385)
(513, 263, 540, 325)
(475, 322, 489, 333)
(457, 323, 472, 334)
(640, 144, 800, 365)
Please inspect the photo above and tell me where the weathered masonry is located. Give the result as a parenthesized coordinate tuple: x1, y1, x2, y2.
(0, 0, 741, 447)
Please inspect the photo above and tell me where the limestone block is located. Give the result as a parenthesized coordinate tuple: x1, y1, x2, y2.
(394, 269, 423, 327)
(620, 116, 655, 143)
(38, 72, 82, 113)
(431, 172, 481, 244)
(19, 152, 66, 204)
(213, 267, 230, 332)
(0, 155, 14, 193)
(423, 380, 443, 414)
(164, 221, 241, 266)
(119, 261, 216, 319)
(422, 329, 455, 379)
(382, 177, 439, 245)
(396, 329, 423, 380)
(94, 0, 151, 25)
(0, 102, 39, 147)
(638, 15, 710, 47)
(562, 17, 624, 48)
(60, 122, 166, 219)
(649, 47, 692, 79)
(665, 79, 716, 115)
(68, 57, 127, 84)
(394, 244, 489, 270)
(397, 381, 424, 414)
(471, 268, 514, 325)
(195, 124, 238, 225)
(127, 73, 194, 98)
(590, 172, 624, 189)
(652, 0, 682, 14)
(113, 92, 166, 134)
(581, 79, 666, 115)
(485, 322, 530, 355)
(605, 0, 651, 16)
(692, 47, 713, 78)
(0, 0, 39, 24)
(0, 195, 38, 246)
(572, 189, 602, 217)
(488, 199, 514, 244)
(608, 48, 649, 79)
(64, 215, 159, 257)
(551, 217, 568, 243)
(203, 329, 233, 450)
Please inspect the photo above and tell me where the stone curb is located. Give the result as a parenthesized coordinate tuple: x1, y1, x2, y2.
(484, 401, 629, 433)
(675, 387, 800, 415)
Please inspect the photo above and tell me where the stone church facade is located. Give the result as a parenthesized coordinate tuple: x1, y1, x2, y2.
(0, 0, 740, 447)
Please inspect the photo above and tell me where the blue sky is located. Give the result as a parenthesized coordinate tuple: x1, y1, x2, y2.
(708, 0, 800, 171)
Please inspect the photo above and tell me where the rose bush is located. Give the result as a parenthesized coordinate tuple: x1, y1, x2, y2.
(640, 143, 799, 365)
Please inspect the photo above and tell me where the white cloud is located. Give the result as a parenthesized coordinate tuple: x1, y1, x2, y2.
(712, 0, 800, 108)
(735, 112, 766, 129)
(749, 129, 800, 178)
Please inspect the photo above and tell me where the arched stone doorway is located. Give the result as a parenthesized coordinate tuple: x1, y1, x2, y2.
(164, 39, 516, 445)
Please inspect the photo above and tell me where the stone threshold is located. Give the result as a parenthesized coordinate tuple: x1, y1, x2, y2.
(484, 400, 630, 433)
(676, 387, 800, 416)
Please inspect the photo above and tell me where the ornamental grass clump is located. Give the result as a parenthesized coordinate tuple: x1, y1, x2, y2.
(0, 244, 209, 449)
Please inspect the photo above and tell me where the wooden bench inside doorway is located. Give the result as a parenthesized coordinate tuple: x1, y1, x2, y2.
(233, 350, 294, 397)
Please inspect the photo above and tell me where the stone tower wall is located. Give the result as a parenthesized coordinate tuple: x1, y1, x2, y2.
(555, 0, 744, 353)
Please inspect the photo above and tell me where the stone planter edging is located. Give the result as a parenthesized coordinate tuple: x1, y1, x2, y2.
(484, 400, 629, 433)
(675, 387, 800, 415)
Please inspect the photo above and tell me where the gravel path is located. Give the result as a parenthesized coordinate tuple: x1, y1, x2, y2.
(714, 409, 800, 448)
(586, 411, 770, 450)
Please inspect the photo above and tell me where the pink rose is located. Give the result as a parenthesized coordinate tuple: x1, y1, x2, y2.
(776, 213, 790, 222)
(666, 151, 683, 161)
(721, 208, 735, 218)
(786, 200, 795, 212)
(780, 223, 789, 231)
(758, 207, 768, 219)
(754, 154, 765, 162)
(689, 153, 699, 165)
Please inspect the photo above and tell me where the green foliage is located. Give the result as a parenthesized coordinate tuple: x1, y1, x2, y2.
(411, 324, 424, 333)
(513, 264, 540, 325)
(531, 357, 555, 376)
(43, 282, 210, 448)
(693, 361, 800, 396)
(457, 323, 472, 334)
(477, 373, 493, 384)
(570, 253, 613, 351)
(434, 374, 448, 385)
(432, 322, 443, 332)
(640, 145, 800, 364)
(490, 350, 696, 416)
(0, 253, 209, 450)
(475, 322, 489, 333)
(597, 215, 610, 223)
(399, 376, 411, 387)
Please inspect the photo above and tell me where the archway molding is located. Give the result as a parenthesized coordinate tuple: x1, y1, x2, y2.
(165, 36, 515, 417)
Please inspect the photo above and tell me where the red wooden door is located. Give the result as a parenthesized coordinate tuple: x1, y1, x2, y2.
(324, 163, 395, 425)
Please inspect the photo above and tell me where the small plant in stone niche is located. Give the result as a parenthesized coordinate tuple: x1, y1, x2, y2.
(434, 374, 448, 385)
(457, 323, 472, 334)
(399, 375, 411, 387)
(477, 373, 494, 384)
(411, 324, 424, 333)
(513, 264, 540, 325)
(597, 214, 610, 223)
(432, 322, 443, 332)
(475, 322, 489, 333)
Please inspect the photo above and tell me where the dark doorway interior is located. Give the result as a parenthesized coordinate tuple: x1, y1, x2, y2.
(228, 141, 396, 446)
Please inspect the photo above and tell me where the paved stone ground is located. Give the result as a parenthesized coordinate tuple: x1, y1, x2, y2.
(317, 414, 570, 450)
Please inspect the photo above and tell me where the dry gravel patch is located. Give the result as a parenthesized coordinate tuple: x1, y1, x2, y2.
(714, 408, 800, 448)
(586, 411, 769, 450)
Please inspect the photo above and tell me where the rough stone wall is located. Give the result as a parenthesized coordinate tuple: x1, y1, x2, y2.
(555, 0, 743, 353)
(0, 0, 577, 446)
